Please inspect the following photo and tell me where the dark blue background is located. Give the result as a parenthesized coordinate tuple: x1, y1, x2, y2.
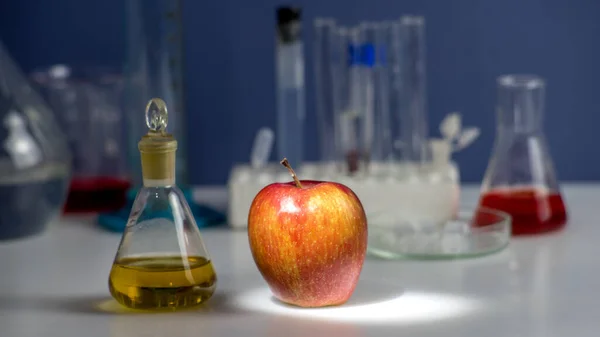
(1, 0, 598, 185)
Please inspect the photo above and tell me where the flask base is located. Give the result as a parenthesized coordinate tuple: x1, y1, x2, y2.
(108, 255, 217, 310)
(478, 188, 567, 236)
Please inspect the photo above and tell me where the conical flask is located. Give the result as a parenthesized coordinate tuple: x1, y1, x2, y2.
(108, 98, 216, 310)
(478, 75, 567, 236)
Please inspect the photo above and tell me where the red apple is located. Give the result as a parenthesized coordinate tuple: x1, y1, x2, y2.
(247, 158, 368, 308)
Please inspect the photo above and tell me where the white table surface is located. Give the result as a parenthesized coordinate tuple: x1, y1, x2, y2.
(0, 183, 598, 337)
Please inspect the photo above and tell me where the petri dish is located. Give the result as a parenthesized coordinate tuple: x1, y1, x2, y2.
(367, 207, 511, 260)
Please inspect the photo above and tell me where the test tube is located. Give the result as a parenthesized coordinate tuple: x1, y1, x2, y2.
(275, 7, 305, 168)
(358, 22, 393, 164)
(331, 26, 365, 175)
(356, 23, 374, 168)
(393, 16, 430, 163)
(314, 18, 338, 167)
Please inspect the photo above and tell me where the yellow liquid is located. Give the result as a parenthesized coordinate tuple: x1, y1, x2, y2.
(108, 255, 217, 310)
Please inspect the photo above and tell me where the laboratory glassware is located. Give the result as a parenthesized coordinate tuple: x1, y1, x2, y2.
(367, 207, 511, 259)
(358, 21, 393, 164)
(478, 75, 567, 236)
(275, 6, 306, 168)
(315, 20, 383, 174)
(311, 16, 481, 259)
(314, 18, 338, 168)
(107, 0, 206, 230)
(109, 98, 216, 310)
(124, 0, 188, 187)
(0, 41, 71, 240)
(334, 26, 367, 174)
(314, 16, 431, 175)
(30, 65, 130, 213)
(394, 16, 430, 163)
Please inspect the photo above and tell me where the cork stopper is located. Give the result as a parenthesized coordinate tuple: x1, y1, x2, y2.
(138, 98, 177, 187)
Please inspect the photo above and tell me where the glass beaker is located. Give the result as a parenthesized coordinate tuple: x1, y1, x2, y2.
(30, 65, 131, 213)
(124, 0, 187, 187)
(478, 75, 567, 236)
(0, 41, 71, 240)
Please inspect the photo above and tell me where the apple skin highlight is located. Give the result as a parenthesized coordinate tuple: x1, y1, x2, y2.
(247, 180, 368, 308)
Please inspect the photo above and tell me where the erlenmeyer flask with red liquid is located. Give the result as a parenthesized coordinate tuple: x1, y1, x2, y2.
(478, 74, 567, 236)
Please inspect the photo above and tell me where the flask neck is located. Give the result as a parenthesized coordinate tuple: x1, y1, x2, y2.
(495, 75, 545, 134)
(138, 135, 177, 188)
(143, 176, 175, 188)
(140, 150, 176, 187)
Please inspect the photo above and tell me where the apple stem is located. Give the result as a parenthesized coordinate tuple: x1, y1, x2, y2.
(280, 158, 303, 189)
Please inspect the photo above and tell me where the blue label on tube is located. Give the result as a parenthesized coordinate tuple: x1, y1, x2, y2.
(361, 44, 375, 67)
(346, 43, 383, 67)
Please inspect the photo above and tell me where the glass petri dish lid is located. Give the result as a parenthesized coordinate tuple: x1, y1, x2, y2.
(367, 207, 511, 260)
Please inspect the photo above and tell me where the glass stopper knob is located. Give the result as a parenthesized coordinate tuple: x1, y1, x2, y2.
(145, 98, 168, 132)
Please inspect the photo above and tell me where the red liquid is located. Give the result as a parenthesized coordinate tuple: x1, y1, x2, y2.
(63, 176, 131, 214)
(478, 188, 567, 236)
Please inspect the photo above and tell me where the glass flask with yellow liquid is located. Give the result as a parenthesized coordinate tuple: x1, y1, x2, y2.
(108, 98, 217, 310)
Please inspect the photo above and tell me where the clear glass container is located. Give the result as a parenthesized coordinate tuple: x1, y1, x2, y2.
(275, 6, 305, 168)
(395, 16, 430, 163)
(103, 0, 206, 233)
(109, 98, 216, 310)
(335, 26, 367, 174)
(368, 207, 511, 260)
(358, 22, 393, 164)
(30, 65, 130, 213)
(314, 18, 338, 167)
(313, 16, 432, 176)
(478, 75, 567, 236)
(311, 17, 471, 259)
(124, 0, 187, 187)
(0, 40, 71, 240)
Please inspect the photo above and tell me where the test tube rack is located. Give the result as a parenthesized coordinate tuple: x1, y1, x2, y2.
(227, 160, 460, 229)
(228, 111, 478, 229)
